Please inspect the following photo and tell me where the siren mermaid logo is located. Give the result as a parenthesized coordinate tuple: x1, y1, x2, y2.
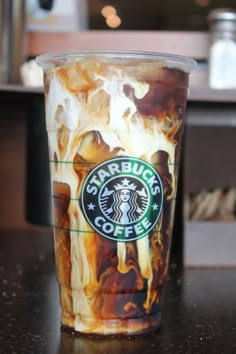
(100, 177, 148, 225)
(80, 157, 163, 242)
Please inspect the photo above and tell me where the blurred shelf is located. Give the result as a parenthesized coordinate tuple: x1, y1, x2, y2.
(184, 221, 236, 267)
(0, 83, 43, 94)
(0, 83, 235, 103)
(189, 86, 236, 102)
(2, 31, 235, 101)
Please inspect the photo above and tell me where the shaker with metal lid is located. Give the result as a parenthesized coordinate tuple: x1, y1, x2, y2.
(208, 8, 236, 89)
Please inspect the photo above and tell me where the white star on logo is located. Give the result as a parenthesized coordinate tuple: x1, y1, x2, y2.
(121, 178, 130, 187)
(87, 202, 96, 210)
(152, 203, 159, 210)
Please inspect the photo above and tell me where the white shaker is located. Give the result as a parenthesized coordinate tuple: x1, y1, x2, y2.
(208, 8, 236, 89)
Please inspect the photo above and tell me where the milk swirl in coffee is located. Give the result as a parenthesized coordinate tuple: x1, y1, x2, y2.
(42, 54, 190, 335)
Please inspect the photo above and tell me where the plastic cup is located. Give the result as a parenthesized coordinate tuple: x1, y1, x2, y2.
(36, 51, 196, 336)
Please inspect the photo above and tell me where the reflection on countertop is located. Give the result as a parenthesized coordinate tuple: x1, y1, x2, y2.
(0, 229, 236, 354)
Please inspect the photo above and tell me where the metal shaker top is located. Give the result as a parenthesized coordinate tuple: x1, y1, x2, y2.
(208, 8, 236, 22)
(208, 8, 236, 38)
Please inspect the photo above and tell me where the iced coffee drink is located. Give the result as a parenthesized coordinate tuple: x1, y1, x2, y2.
(37, 52, 195, 336)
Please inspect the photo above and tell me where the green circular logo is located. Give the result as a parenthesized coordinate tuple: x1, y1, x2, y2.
(80, 157, 163, 242)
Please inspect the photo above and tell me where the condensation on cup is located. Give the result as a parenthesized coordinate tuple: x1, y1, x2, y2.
(36, 51, 196, 336)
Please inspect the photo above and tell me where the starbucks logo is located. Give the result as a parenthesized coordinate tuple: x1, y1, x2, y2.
(80, 157, 163, 242)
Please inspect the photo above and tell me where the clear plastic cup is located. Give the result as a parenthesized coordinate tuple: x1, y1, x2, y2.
(37, 51, 196, 336)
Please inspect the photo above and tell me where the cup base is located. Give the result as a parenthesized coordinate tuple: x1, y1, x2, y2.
(61, 311, 162, 337)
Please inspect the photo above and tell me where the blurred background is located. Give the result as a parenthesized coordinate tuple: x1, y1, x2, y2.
(24, 0, 236, 31)
(88, 0, 236, 30)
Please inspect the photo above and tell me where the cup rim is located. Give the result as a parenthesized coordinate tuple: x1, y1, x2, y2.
(36, 50, 197, 73)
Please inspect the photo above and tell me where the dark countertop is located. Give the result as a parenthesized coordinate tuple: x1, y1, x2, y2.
(0, 229, 236, 354)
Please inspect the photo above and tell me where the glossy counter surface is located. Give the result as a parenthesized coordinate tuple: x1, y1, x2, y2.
(0, 229, 236, 354)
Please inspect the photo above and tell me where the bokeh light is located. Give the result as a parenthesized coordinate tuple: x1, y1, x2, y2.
(106, 14, 122, 28)
(101, 5, 117, 18)
(194, 0, 210, 7)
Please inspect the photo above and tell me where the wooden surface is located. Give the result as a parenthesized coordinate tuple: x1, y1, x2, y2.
(28, 30, 210, 60)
